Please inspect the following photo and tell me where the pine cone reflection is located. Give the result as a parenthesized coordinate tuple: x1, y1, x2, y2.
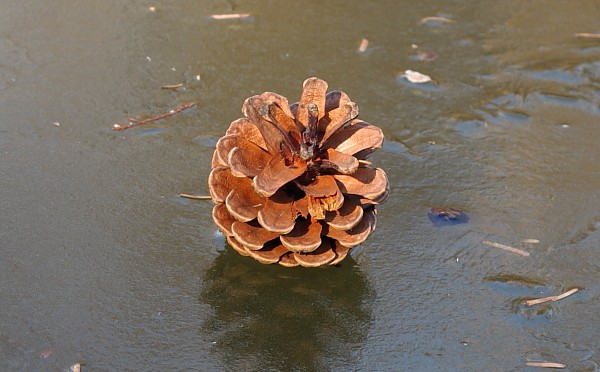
(209, 77, 389, 267)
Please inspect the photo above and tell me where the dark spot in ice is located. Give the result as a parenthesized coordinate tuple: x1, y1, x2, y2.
(428, 207, 469, 226)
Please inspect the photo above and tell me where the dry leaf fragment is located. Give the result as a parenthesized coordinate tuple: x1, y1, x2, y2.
(524, 288, 579, 306)
(482, 240, 530, 256)
(210, 13, 251, 20)
(525, 361, 566, 369)
(358, 38, 369, 53)
(403, 70, 432, 84)
(70, 362, 82, 372)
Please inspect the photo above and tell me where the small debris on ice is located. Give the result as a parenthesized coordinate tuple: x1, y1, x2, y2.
(402, 70, 432, 84)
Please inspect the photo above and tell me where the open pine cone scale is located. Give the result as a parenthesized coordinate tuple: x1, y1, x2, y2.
(209, 77, 389, 267)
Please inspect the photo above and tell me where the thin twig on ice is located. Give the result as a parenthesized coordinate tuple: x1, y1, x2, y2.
(180, 193, 212, 200)
(160, 83, 184, 89)
(420, 16, 454, 24)
(521, 239, 540, 244)
(524, 288, 579, 306)
(112, 102, 195, 131)
(525, 361, 566, 369)
(482, 240, 530, 256)
(575, 33, 600, 39)
(210, 13, 251, 20)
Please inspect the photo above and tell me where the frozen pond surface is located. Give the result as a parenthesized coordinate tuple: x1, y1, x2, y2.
(1, 1, 599, 370)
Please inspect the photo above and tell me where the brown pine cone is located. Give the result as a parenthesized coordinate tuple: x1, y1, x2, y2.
(209, 77, 389, 267)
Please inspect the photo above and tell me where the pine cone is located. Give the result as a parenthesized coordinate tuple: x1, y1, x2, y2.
(209, 77, 389, 267)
